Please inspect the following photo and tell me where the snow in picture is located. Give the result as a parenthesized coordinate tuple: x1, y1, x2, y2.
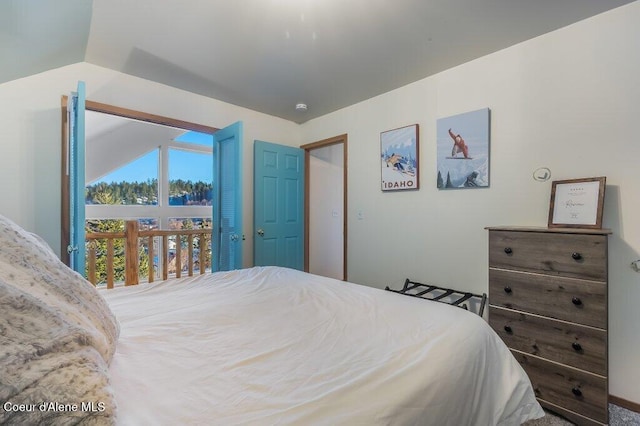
(436, 108, 490, 189)
(380, 124, 419, 191)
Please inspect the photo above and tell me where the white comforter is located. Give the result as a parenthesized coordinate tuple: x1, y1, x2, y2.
(103, 266, 543, 425)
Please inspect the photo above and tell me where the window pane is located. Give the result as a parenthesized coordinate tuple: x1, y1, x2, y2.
(86, 150, 159, 205)
(168, 148, 213, 206)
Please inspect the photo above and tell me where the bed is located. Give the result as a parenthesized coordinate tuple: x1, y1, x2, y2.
(0, 214, 544, 425)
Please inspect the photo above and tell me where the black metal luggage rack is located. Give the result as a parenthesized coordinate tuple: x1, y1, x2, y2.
(385, 279, 487, 317)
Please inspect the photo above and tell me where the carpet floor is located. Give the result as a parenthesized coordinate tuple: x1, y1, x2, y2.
(523, 404, 640, 425)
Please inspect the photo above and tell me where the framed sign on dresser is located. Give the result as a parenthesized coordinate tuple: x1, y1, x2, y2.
(486, 226, 611, 426)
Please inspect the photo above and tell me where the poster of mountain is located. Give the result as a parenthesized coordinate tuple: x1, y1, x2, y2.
(437, 108, 490, 190)
(380, 124, 419, 191)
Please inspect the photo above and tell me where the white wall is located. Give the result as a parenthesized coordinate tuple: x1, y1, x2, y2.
(309, 144, 344, 280)
(0, 62, 301, 267)
(301, 2, 640, 405)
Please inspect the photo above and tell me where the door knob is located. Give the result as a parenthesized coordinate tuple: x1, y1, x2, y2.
(257, 228, 265, 237)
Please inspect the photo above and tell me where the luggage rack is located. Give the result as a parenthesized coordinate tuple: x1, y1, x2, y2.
(385, 279, 487, 317)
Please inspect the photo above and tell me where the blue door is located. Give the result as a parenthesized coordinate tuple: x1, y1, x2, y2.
(68, 81, 86, 275)
(213, 122, 243, 271)
(253, 141, 304, 270)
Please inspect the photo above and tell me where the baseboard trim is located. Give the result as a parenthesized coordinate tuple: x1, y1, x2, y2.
(609, 395, 640, 414)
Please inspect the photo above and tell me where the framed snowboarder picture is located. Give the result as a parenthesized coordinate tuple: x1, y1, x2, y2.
(380, 124, 419, 191)
(436, 108, 490, 190)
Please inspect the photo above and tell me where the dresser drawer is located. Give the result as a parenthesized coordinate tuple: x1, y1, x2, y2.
(538, 400, 605, 426)
(489, 268, 606, 328)
(489, 307, 606, 375)
(489, 230, 607, 281)
(512, 351, 608, 424)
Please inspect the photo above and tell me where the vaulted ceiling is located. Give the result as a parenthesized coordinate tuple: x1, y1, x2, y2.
(1, 0, 634, 123)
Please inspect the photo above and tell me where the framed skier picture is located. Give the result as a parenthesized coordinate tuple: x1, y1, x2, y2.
(380, 124, 419, 191)
(436, 108, 490, 189)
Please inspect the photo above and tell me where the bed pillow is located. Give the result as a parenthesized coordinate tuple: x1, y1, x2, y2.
(0, 215, 119, 424)
(0, 215, 119, 362)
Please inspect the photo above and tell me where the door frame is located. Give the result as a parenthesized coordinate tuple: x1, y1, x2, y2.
(60, 98, 218, 265)
(301, 134, 348, 280)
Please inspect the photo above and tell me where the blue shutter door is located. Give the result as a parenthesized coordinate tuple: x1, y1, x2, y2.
(212, 121, 243, 271)
(69, 81, 86, 274)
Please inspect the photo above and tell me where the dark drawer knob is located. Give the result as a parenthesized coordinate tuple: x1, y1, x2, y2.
(504, 286, 512, 294)
(572, 342, 583, 351)
(571, 387, 582, 397)
(572, 252, 582, 261)
(572, 297, 582, 306)
(504, 247, 513, 255)
(504, 325, 513, 333)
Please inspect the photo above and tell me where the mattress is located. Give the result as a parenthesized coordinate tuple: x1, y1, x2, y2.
(102, 266, 543, 425)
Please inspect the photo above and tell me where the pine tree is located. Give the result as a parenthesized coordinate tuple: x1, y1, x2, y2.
(446, 172, 453, 188)
(86, 218, 126, 284)
(84, 179, 214, 282)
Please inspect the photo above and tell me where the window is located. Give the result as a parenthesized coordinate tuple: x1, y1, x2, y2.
(84, 113, 213, 217)
(86, 150, 159, 205)
(168, 148, 213, 206)
(83, 110, 214, 283)
(62, 94, 243, 277)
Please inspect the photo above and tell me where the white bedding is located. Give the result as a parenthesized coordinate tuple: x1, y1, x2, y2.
(103, 266, 543, 425)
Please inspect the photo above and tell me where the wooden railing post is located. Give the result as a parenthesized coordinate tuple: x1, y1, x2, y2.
(87, 241, 97, 285)
(147, 236, 155, 283)
(125, 220, 139, 286)
(187, 234, 194, 277)
(106, 239, 114, 289)
(175, 236, 182, 279)
(199, 234, 206, 275)
(162, 235, 169, 281)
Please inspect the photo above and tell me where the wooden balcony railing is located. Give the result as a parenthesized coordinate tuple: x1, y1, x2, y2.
(85, 220, 212, 288)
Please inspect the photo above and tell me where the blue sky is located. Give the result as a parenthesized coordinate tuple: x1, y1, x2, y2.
(95, 131, 213, 184)
(436, 108, 490, 147)
(380, 124, 418, 159)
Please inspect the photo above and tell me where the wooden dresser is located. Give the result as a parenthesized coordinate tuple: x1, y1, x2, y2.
(486, 226, 611, 425)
